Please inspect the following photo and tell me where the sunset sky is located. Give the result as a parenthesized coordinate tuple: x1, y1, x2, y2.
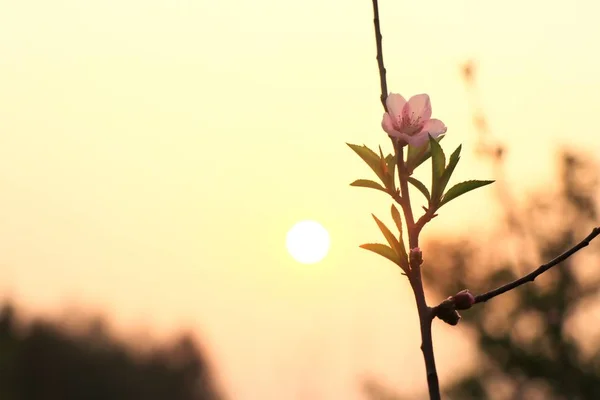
(1, 0, 600, 399)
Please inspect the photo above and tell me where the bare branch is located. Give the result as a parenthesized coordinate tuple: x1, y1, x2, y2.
(474, 227, 600, 304)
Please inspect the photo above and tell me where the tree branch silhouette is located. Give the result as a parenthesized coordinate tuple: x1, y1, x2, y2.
(431, 226, 600, 325)
(473, 226, 600, 304)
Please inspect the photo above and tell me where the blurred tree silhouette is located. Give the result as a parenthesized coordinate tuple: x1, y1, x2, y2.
(418, 60, 600, 399)
(0, 303, 222, 400)
(423, 150, 600, 399)
(364, 151, 600, 400)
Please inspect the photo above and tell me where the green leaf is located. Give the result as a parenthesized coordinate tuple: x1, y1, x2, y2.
(390, 205, 409, 269)
(378, 146, 393, 190)
(390, 204, 403, 237)
(407, 177, 431, 202)
(439, 144, 462, 195)
(429, 135, 447, 205)
(385, 153, 397, 190)
(440, 180, 495, 207)
(347, 143, 386, 183)
(359, 243, 404, 267)
(406, 142, 428, 168)
(350, 179, 388, 193)
(371, 214, 403, 258)
(406, 134, 445, 173)
(429, 135, 446, 180)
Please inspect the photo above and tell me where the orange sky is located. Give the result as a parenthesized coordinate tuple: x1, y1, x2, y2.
(1, 0, 600, 399)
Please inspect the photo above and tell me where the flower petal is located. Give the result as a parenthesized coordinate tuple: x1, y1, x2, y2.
(406, 94, 432, 121)
(392, 132, 412, 145)
(404, 132, 430, 147)
(386, 93, 407, 117)
(382, 113, 399, 136)
(421, 118, 447, 137)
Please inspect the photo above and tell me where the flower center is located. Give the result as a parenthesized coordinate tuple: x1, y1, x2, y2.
(398, 112, 424, 135)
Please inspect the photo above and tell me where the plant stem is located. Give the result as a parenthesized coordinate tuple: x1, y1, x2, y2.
(397, 143, 441, 400)
(409, 275, 440, 400)
(371, 0, 440, 397)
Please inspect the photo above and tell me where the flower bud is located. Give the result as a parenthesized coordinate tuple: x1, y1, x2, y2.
(434, 298, 462, 326)
(453, 289, 475, 310)
(409, 247, 423, 267)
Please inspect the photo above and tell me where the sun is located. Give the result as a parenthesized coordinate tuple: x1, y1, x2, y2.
(286, 220, 330, 264)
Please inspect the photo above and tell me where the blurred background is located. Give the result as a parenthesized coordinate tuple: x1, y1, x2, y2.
(1, 0, 600, 399)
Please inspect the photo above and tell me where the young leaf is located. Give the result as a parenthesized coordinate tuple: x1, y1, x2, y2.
(390, 204, 403, 238)
(407, 177, 431, 202)
(371, 214, 403, 258)
(359, 243, 404, 267)
(378, 146, 386, 172)
(378, 146, 393, 190)
(350, 179, 388, 193)
(406, 134, 445, 173)
(440, 180, 495, 207)
(429, 135, 446, 180)
(429, 135, 447, 205)
(347, 143, 386, 183)
(390, 205, 409, 269)
(385, 153, 397, 189)
(439, 144, 462, 195)
(406, 142, 428, 169)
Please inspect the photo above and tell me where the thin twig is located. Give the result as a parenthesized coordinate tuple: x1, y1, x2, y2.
(371, 0, 388, 111)
(414, 207, 437, 240)
(475, 227, 600, 304)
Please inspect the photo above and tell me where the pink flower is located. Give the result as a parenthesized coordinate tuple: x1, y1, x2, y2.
(382, 93, 447, 147)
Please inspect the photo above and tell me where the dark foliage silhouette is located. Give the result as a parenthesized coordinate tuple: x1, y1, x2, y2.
(422, 151, 600, 399)
(0, 303, 222, 400)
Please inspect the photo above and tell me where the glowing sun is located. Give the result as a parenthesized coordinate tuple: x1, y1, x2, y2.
(286, 220, 330, 264)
